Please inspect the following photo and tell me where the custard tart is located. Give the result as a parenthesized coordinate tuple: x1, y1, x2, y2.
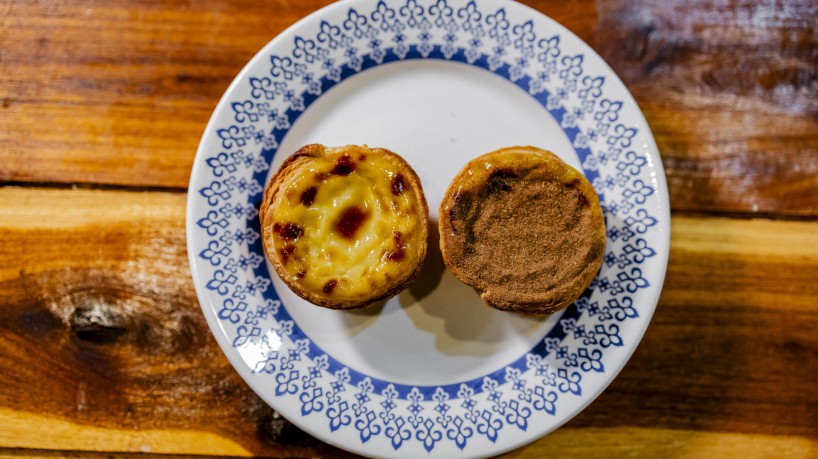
(260, 144, 429, 309)
(439, 146, 605, 315)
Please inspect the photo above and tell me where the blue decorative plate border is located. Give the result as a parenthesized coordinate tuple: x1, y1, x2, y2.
(189, 0, 668, 456)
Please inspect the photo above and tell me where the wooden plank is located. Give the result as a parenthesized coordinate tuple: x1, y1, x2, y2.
(0, 451, 209, 459)
(3, 0, 816, 214)
(0, 428, 815, 459)
(591, 0, 818, 215)
(0, 187, 350, 458)
(1, 187, 817, 455)
(505, 428, 818, 459)
(571, 216, 818, 438)
(0, 408, 251, 456)
(0, 0, 337, 189)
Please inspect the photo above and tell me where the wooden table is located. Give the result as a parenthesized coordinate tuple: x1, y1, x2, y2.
(2, 0, 817, 457)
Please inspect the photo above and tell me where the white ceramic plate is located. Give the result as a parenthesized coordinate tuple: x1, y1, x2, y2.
(187, 0, 670, 457)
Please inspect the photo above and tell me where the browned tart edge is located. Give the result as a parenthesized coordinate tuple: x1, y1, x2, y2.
(260, 144, 429, 309)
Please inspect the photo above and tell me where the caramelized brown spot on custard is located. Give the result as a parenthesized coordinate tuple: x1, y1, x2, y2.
(300, 186, 318, 206)
(391, 173, 406, 195)
(331, 155, 355, 176)
(295, 269, 307, 279)
(279, 245, 296, 264)
(335, 206, 369, 239)
(276, 222, 304, 241)
(358, 154, 367, 161)
(314, 172, 328, 182)
(385, 231, 406, 262)
(323, 279, 338, 294)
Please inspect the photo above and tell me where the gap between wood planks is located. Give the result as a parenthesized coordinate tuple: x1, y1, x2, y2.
(0, 181, 187, 194)
(0, 448, 224, 459)
(1, 182, 817, 222)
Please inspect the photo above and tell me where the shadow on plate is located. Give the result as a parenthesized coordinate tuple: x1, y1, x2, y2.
(398, 219, 548, 356)
(335, 300, 386, 336)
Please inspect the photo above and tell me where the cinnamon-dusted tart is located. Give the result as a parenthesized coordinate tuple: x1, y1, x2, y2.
(260, 144, 429, 309)
(439, 146, 605, 315)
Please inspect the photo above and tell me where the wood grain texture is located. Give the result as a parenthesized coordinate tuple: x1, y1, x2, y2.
(0, 0, 336, 189)
(591, 0, 818, 215)
(2, 0, 816, 213)
(502, 428, 818, 458)
(0, 408, 252, 456)
(0, 187, 351, 458)
(1, 187, 817, 456)
(1, 428, 816, 459)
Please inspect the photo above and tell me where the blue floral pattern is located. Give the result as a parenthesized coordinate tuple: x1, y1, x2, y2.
(189, 0, 665, 454)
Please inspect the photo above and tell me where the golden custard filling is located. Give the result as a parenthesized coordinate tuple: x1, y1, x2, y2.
(269, 146, 424, 301)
